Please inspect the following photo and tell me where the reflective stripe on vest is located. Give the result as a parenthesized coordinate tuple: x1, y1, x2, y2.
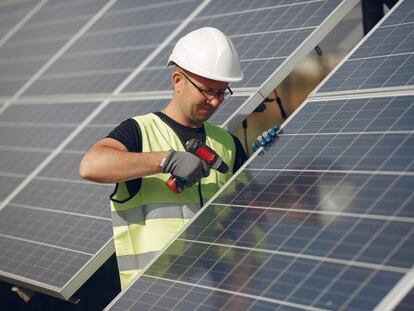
(110, 113, 235, 288)
(111, 203, 199, 227)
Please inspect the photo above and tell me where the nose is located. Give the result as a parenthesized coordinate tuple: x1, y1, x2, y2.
(206, 96, 223, 107)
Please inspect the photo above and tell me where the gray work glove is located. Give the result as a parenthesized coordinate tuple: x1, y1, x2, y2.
(162, 150, 210, 187)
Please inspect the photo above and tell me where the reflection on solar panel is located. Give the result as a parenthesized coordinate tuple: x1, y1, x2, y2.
(106, 0, 414, 310)
(0, 0, 357, 301)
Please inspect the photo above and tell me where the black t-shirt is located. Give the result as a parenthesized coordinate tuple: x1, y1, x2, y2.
(107, 112, 247, 195)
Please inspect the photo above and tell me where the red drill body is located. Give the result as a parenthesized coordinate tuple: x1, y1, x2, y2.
(166, 138, 228, 193)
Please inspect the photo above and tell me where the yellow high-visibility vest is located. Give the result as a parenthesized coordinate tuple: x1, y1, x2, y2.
(110, 113, 235, 288)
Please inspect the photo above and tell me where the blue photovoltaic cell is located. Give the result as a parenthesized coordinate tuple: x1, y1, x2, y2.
(90, 97, 247, 128)
(0, 0, 39, 37)
(0, 102, 100, 123)
(123, 0, 341, 92)
(283, 96, 414, 134)
(107, 275, 295, 311)
(23, 0, 202, 95)
(91, 99, 170, 125)
(0, 149, 49, 175)
(127, 241, 404, 310)
(249, 133, 413, 172)
(318, 0, 414, 92)
(0, 205, 112, 254)
(0, 125, 75, 148)
(0, 0, 107, 96)
(64, 126, 113, 152)
(0, 176, 23, 202)
(0, 102, 100, 183)
(0, 236, 92, 289)
(396, 288, 414, 311)
(10, 178, 112, 218)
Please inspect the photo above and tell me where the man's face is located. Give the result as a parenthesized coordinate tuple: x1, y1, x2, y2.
(176, 70, 229, 126)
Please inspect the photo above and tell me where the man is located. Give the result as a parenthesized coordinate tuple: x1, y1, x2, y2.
(79, 27, 248, 288)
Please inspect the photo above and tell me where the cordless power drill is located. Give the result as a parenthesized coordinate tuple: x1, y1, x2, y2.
(166, 138, 229, 193)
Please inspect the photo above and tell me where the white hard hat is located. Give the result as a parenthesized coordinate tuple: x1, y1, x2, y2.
(167, 27, 243, 82)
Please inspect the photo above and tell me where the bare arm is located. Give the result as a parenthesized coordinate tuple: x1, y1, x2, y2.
(79, 138, 168, 183)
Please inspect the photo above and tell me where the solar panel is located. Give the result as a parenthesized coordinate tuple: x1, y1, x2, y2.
(0, 0, 358, 302)
(0, 0, 42, 38)
(315, 0, 414, 94)
(106, 0, 414, 310)
(394, 288, 414, 311)
(0, 0, 109, 97)
(23, 0, 203, 96)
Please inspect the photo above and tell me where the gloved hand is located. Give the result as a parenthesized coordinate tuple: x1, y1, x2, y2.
(161, 150, 210, 187)
(252, 125, 280, 152)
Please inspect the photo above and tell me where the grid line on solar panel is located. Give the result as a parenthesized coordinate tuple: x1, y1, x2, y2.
(218, 169, 414, 217)
(171, 206, 414, 269)
(9, 0, 107, 32)
(0, 0, 46, 48)
(350, 23, 414, 59)
(0, 175, 23, 201)
(395, 289, 414, 311)
(316, 0, 414, 94)
(0, 144, 53, 152)
(22, 0, 202, 96)
(173, 236, 410, 274)
(245, 133, 414, 173)
(0, 149, 49, 175)
(90, 99, 170, 124)
(0, 235, 92, 289)
(0, 232, 93, 256)
(7, 16, 98, 44)
(0, 0, 38, 11)
(35, 175, 97, 185)
(283, 96, 414, 134)
(36, 152, 90, 181)
(139, 247, 403, 310)
(0, 205, 112, 254)
(318, 55, 414, 92)
(1, 1, 108, 52)
(0, 172, 26, 179)
(212, 202, 414, 224)
(0, 0, 118, 101)
(125, 1, 346, 92)
(193, 0, 337, 23)
(84, 0, 200, 34)
(63, 126, 114, 152)
(135, 227, 404, 311)
(246, 168, 414, 177)
(111, 275, 325, 311)
(9, 178, 112, 218)
(8, 202, 110, 221)
(0, 125, 76, 148)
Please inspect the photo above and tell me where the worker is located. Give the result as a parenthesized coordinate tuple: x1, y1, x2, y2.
(79, 27, 249, 289)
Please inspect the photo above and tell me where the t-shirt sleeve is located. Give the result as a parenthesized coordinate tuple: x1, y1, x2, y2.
(107, 118, 142, 199)
(106, 118, 142, 152)
(231, 135, 248, 174)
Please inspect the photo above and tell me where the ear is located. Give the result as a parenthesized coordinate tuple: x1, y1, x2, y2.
(171, 70, 183, 92)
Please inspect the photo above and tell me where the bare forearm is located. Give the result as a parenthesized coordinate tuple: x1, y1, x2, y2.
(80, 145, 168, 183)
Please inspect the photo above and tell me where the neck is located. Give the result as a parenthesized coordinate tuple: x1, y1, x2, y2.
(162, 100, 202, 128)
